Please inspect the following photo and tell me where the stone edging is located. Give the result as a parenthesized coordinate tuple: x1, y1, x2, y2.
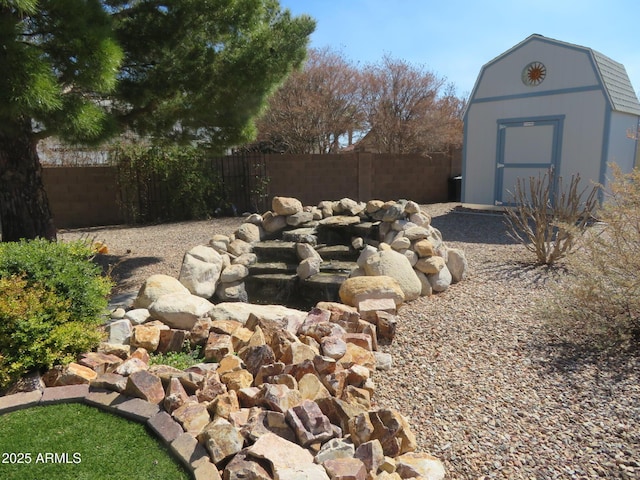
(0, 385, 215, 479)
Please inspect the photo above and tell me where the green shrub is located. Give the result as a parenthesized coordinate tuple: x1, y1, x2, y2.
(0, 238, 112, 322)
(114, 142, 226, 223)
(542, 165, 640, 348)
(0, 277, 103, 388)
(0, 240, 112, 388)
(149, 345, 204, 371)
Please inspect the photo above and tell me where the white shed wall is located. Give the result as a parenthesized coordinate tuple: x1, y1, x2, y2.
(463, 89, 607, 205)
(605, 112, 639, 178)
(473, 41, 599, 101)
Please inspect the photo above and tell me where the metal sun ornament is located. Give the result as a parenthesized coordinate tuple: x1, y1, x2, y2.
(522, 61, 546, 86)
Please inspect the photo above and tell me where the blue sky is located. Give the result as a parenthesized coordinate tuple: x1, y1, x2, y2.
(278, 0, 640, 98)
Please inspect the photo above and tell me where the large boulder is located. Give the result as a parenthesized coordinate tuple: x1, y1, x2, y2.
(149, 292, 214, 330)
(338, 276, 405, 307)
(446, 248, 468, 283)
(235, 223, 263, 244)
(272, 196, 303, 216)
(178, 245, 224, 298)
(133, 274, 190, 309)
(428, 265, 452, 293)
(363, 249, 422, 301)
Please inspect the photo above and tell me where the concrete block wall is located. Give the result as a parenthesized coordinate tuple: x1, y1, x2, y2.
(42, 166, 124, 229)
(42, 149, 461, 229)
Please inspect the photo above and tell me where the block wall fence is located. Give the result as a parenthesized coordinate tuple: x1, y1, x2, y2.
(42, 150, 461, 229)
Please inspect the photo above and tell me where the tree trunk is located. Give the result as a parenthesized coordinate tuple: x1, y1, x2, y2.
(0, 118, 57, 242)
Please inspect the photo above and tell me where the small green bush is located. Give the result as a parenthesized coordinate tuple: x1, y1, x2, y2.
(149, 345, 204, 371)
(0, 277, 103, 388)
(0, 238, 112, 322)
(114, 142, 226, 223)
(542, 165, 640, 348)
(0, 240, 112, 388)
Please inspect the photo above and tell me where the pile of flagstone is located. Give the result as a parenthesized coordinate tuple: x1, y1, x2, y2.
(35, 196, 463, 479)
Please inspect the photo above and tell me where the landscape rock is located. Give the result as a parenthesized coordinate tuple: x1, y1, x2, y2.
(297, 256, 321, 280)
(107, 319, 132, 345)
(149, 292, 214, 330)
(56, 362, 98, 385)
(446, 247, 468, 283)
(179, 245, 224, 298)
(131, 324, 161, 352)
(209, 302, 307, 326)
(164, 377, 190, 414)
(200, 417, 244, 465)
(355, 439, 385, 474)
(78, 352, 123, 375)
(235, 223, 263, 243)
(228, 238, 253, 257)
(220, 264, 249, 283)
(172, 402, 211, 436)
(428, 265, 452, 293)
(134, 274, 190, 309)
(224, 449, 272, 480)
(413, 239, 435, 257)
(247, 433, 327, 479)
(395, 452, 446, 480)
(262, 211, 288, 233)
(323, 457, 367, 480)
(124, 308, 151, 325)
(415, 256, 446, 275)
(215, 281, 248, 303)
(286, 399, 335, 446)
(315, 438, 356, 465)
(363, 249, 421, 302)
(124, 370, 166, 404)
(272, 196, 303, 216)
(241, 409, 297, 443)
(339, 276, 405, 307)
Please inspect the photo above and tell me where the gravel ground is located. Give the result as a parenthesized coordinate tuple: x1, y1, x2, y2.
(60, 204, 640, 479)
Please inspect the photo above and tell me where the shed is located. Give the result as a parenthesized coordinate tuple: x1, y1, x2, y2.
(462, 34, 640, 206)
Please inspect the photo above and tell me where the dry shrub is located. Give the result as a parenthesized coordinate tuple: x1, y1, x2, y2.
(542, 165, 640, 348)
(504, 169, 600, 265)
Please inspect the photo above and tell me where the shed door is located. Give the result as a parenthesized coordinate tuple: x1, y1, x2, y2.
(495, 117, 563, 205)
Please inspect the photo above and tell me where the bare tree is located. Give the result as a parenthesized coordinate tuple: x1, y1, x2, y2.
(359, 55, 463, 154)
(250, 48, 363, 154)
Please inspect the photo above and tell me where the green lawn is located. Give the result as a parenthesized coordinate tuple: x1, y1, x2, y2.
(0, 403, 190, 480)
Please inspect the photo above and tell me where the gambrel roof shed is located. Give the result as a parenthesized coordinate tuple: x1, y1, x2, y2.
(462, 34, 640, 206)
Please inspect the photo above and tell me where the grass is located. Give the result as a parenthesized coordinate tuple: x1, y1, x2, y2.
(0, 403, 190, 480)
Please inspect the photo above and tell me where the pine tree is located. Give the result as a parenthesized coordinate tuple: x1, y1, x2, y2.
(0, 0, 314, 241)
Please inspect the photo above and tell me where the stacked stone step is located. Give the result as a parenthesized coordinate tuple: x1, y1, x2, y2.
(173, 195, 467, 309)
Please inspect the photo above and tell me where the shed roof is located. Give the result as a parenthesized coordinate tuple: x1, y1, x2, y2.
(468, 34, 640, 117)
(590, 49, 640, 116)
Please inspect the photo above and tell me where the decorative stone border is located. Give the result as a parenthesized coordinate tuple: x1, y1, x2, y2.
(0, 385, 217, 479)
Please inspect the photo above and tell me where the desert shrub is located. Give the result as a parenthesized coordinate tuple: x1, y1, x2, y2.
(0, 239, 112, 322)
(504, 169, 600, 265)
(0, 240, 112, 388)
(0, 277, 103, 388)
(542, 165, 640, 348)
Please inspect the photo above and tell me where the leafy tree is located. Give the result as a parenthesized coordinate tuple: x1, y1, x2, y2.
(248, 47, 363, 153)
(0, 0, 315, 241)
